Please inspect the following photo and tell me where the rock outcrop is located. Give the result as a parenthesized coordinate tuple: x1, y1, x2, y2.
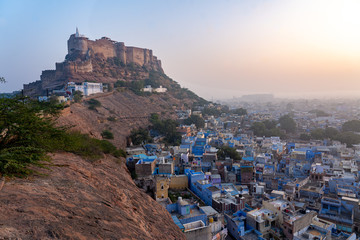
(0, 153, 185, 240)
(23, 29, 163, 97)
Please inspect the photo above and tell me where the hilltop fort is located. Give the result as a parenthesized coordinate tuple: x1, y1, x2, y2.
(24, 28, 163, 96)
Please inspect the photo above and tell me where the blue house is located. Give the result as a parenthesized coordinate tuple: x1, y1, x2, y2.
(167, 197, 208, 229)
(225, 210, 264, 240)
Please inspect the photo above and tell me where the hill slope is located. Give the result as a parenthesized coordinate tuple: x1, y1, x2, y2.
(0, 153, 185, 240)
(57, 88, 193, 147)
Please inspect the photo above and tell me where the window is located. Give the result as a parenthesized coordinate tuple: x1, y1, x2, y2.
(265, 220, 269, 227)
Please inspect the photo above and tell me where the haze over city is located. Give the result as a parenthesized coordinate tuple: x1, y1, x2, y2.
(1, 0, 360, 99)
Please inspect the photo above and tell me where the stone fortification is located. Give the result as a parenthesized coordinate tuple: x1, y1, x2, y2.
(67, 34, 161, 70)
(24, 30, 163, 96)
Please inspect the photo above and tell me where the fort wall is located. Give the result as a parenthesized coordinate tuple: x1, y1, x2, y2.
(67, 34, 162, 70)
(24, 31, 163, 96)
(68, 35, 88, 55)
(115, 42, 127, 64)
(62, 60, 93, 74)
(88, 38, 116, 59)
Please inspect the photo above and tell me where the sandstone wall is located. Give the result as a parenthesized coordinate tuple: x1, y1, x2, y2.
(40, 70, 56, 90)
(23, 80, 42, 96)
(68, 34, 161, 69)
(67, 35, 88, 55)
(88, 38, 116, 59)
(62, 60, 93, 74)
(127, 47, 146, 66)
(115, 42, 127, 63)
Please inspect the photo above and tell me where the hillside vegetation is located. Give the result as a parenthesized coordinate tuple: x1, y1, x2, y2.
(0, 96, 124, 176)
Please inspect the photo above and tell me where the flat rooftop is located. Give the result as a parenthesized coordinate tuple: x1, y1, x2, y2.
(268, 199, 288, 210)
(199, 206, 218, 216)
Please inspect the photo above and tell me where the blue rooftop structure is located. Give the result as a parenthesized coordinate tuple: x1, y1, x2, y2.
(242, 157, 254, 162)
(127, 154, 157, 165)
(233, 137, 242, 141)
(171, 215, 184, 231)
(180, 144, 191, 149)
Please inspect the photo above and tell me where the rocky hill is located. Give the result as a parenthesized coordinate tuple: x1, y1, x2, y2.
(23, 29, 206, 107)
(0, 153, 185, 240)
(56, 87, 198, 148)
(4, 30, 208, 239)
(0, 88, 191, 238)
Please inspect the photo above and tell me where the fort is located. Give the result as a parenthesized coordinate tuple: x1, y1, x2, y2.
(24, 28, 163, 96)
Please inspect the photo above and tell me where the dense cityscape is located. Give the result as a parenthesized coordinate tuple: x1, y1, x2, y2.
(127, 96, 360, 240)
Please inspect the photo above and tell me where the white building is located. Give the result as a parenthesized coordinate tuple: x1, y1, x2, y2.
(154, 86, 167, 93)
(67, 82, 103, 96)
(143, 85, 153, 92)
(142, 85, 167, 93)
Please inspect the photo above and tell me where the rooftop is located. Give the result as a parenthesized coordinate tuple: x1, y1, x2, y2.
(199, 206, 218, 216)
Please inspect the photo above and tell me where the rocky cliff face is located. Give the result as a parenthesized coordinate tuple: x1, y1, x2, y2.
(0, 153, 185, 240)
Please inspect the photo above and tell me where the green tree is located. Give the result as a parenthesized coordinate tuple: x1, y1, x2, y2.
(184, 115, 205, 129)
(217, 146, 241, 160)
(342, 120, 360, 132)
(279, 115, 296, 133)
(309, 109, 330, 117)
(251, 122, 266, 136)
(324, 127, 339, 139)
(101, 130, 114, 139)
(310, 128, 325, 140)
(130, 128, 152, 145)
(87, 99, 101, 110)
(73, 90, 83, 103)
(263, 120, 277, 129)
(129, 80, 144, 95)
(150, 113, 181, 145)
(267, 127, 285, 138)
(0, 96, 125, 176)
(335, 132, 360, 147)
(231, 108, 247, 115)
(0, 97, 63, 176)
(107, 84, 113, 92)
(201, 107, 222, 117)
(114, 80, 126, 88)
(299, 133, 311, 141)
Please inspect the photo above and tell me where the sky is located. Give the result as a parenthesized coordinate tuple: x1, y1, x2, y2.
(1, 0, 360, 100)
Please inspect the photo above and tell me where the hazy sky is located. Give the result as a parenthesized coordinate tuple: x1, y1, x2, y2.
(1, 0, 360, 99)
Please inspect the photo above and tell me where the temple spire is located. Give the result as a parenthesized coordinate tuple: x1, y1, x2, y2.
(75, 27, 80, 37)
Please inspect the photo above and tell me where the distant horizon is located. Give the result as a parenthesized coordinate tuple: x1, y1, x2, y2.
(1, 0, 360, 100)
